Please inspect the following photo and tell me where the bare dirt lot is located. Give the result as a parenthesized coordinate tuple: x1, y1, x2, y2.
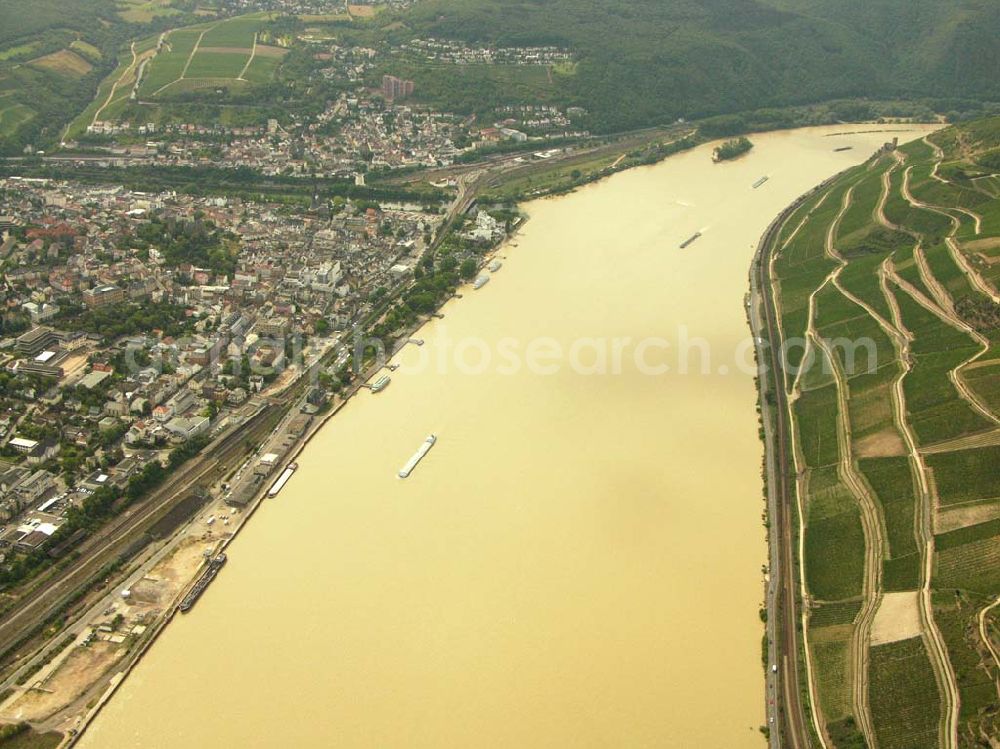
(854, 429, 907, 458)
(871, 591, 922, 645)
(28, 49, 93, 78)
(348, 4, 377, 17)
(0, 533, 220, 728)
(0, 642, 123, 723)
(59, 352, 93, 385)
(254, 45, 288, 58)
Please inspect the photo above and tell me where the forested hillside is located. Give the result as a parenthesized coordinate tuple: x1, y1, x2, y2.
(393, 0, 1000, 132)
(0, 0, 198, 154)
(0, 0, 118, 45)
(2, 0, 1000, 150)
(765, 0, 1000, 100)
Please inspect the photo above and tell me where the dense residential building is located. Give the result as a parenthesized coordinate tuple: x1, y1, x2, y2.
(15, 326, 64, 357)
(83, 284, 126, 308)
(382, 74, 415, 101)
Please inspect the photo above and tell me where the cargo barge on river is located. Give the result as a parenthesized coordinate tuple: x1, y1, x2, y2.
(178, 553, 227, 613)
(399, 434, 437, 478)
(267, 463, 298, 498)
(679, 232, 702, 249)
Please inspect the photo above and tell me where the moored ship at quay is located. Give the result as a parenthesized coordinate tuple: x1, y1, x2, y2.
(267, 463, 298, 498)
(178, 554, 227, 613)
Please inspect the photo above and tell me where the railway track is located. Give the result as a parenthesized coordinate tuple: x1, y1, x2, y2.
(0, 401, 282, 664)
(754, 189, 827, 749)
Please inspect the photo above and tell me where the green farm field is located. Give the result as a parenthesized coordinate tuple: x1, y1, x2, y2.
(868, 638, 942, 749)
(136, 15, 279, 100)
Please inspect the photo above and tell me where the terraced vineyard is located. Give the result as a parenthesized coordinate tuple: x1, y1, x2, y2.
(60, 12, 291, 137)
(771, 118, 1000, 748)
(135, 14, 285, 101)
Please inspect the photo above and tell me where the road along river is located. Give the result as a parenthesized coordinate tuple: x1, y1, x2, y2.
(78, 125, 935, 748)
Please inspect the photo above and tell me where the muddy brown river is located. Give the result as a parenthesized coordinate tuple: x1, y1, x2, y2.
(78, 125, 934, 748)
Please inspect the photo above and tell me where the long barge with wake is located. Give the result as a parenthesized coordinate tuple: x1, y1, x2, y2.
(679, 231, 702, 249)
(178, 553, 227, 613)
(398, 434, 437, 478)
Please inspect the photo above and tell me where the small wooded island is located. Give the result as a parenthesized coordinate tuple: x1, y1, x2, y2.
(712, 137, 754, 162)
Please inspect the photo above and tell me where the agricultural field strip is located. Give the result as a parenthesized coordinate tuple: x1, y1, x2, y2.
(775, 129, 1000, 749)
(901, 164, 998, 303)
(773, 202, 834, 749)
(926, 137, 950, 186)
(819, 182, 886, 749)
(919, 427, 1000, 454)
(910, 141, 1000, 691)
(874, 271, 961, 749)
(62, 28, 170, 141)
(887, 155, 1000, 428)
(788, 156, 981, 748)
(179, 27, 209, 80)
(237, 32, 258, 80)
(878, 173, 970, 747)
(151, 24, 218, 96)
(947, 237, 998, 304)
(815, 327, 886, 749)
(868, 637, 943, 749)
(777, 190, 832, 254)
(881, 143, 1000, 746)
(783, 177, 876, 748)
(771, 183, 843, 349)
(912, 239, 958, 317)
(143, 19, 263, 97)
(923, 135, 985, 234)
(91, 42, 138, 127)
(831, 185, 904, 336)
(772, 170, 876, 748)
(882, 160, 943, 310)
(828, 178, 949, 715)
(880, 259, 992, 437)
(874, 160, 933, 300)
